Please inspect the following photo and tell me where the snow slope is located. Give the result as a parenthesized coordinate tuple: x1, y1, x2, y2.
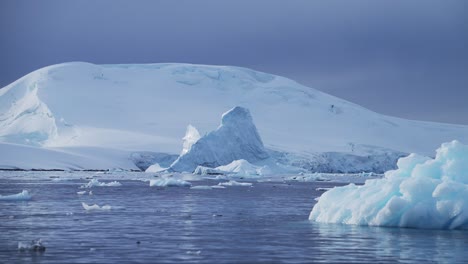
(1, 62, 467, 170)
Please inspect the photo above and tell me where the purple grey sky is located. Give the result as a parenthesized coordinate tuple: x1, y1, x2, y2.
(1, 0, 467, 124)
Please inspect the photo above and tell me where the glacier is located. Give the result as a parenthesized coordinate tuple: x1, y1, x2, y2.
(1, 62, 468, 172)
(169, 107, 269, 172)
(309, 140, 468, 230)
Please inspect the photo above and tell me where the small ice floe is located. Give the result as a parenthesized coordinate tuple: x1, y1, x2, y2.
(211, 185, 226, 189)
(0, 190, 32, 201)
(18, 239, 46, 252)
(89, 191, 93, 195)
(218, 180, 252, 187)
(82, 179, 122, 188)
(77, 191, 87, 195)
(186, 250, 201, 255)
(149, 178, 191, 187)
(315, 187, 333, 192)
(82, 202, 112, 211)
(190, 185, 212, 190)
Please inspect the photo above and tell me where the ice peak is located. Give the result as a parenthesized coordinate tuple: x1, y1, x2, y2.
(170, 106, 269, 172)
(221, 106, 253, 127)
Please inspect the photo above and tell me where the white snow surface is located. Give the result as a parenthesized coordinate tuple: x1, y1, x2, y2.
(309, 140, 468, 229)
(1, 62, 468, 171)
(170, 107, 269, 172)
(0, 190, 32, 201)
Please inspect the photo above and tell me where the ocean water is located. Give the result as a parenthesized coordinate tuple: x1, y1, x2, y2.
(0, 173, 467, 263)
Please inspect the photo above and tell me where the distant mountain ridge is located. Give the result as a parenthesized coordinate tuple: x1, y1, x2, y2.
(0, 62, 467, 171)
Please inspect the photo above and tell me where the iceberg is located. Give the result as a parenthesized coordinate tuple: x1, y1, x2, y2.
(149, 178, 191, 187)
(194, 159, 269, 177)
(216, 159, 265, 176)
(193, 166, 225, 175)
(170, 107, 269, 172)
(309, 140, 468, 230)
(0, 190, 32, 201)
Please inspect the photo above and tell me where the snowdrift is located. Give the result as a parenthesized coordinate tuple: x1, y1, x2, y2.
(309, 140, 468, 230)
(1, 62, 468, 171)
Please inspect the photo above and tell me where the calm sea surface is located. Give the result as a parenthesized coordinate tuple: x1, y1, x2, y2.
(0, 173, 466, 263)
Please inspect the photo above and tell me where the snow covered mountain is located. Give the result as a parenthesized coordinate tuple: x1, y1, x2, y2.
(1, 62, 467, 171)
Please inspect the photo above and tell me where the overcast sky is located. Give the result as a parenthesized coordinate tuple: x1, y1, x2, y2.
(1, 0, 467, 124)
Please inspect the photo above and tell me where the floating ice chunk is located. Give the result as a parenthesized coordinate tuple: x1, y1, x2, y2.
(149, 178, 191, 187)
(190, 185, 212, 190)
(211, 185, 226, 189)
(216, 159, 262, 176)
(218, 180, 252, 187)
(82, 202, 112, 211)
(18, 239, 46, 252)
(0, 190, 32, 201)
(194, 159, 272, 177)
(77, 191, 87, 195)
(309, 140, 468, 230)
(186, 250, 201, 255)
(193, 166, 224, 175)
(82, 179, 122, 188)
